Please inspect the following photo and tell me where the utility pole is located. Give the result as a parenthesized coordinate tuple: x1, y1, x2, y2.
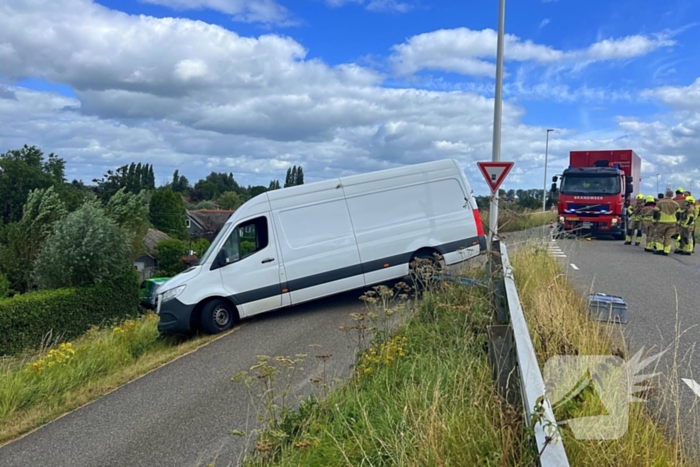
(542, 128, 554, 212)
(488, 0, 506, 248)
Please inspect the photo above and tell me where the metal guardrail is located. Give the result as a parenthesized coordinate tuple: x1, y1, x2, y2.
(487, 240, 570, 466)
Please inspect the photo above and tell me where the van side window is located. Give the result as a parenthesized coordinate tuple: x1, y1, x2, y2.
(221, 216, 269, 262)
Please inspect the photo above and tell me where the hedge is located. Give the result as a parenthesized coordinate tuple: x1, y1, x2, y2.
(0, 272, 140, 356)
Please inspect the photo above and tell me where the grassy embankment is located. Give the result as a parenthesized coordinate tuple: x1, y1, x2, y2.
(227, 272, 535, 466)
(480, 208, 557, 233)
(230, 245, 690, 466)
(511, 245, 691, 466)
(0, 313, 223, 445)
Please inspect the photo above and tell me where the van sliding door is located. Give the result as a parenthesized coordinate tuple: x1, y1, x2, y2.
(272, 195, 364, 305)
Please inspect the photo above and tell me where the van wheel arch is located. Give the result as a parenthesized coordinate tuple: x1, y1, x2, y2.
(190, 297, 240, 334)
(408, 248, 442, 289)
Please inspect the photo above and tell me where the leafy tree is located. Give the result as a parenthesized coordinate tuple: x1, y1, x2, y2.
(0, 272, 10, 299)
(149, 189, 188, 239)
(194, 172, 242, 199)
(0, 145, 66, 223)
(198, 181, 219, 200)
(0, 186, 67, 293)
(105, 188, 150, 258)
(217, 191, 243, 210)
(193, 200, 217, 210)
(171, 169, 190, 193)
(33, 201, 132, 289)
(284, 165, 304, 188)
(249, 185, 268, 197)
(268, 180, 281, 190)
(295, 166, 304, 185)
(93, 162, 155, 201)
(155, 239, 189, 276)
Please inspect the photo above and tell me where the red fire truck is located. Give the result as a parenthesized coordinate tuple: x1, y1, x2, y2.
(551, 149, 642, 239)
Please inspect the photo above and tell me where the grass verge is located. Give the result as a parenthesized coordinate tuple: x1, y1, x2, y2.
(0, 312, 221, 445)
(481, 208, 557, 233)
(230, 279, 535, 466)
(511, 245, 690, 466)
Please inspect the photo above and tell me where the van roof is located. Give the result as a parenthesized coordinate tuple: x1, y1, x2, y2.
(265, 159, 461, 202)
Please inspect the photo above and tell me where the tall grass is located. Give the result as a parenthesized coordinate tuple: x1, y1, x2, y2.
(480, 208, 556, 233)
(0, 313, 220, 444)
(511, 245, 691, 466)
(232, 280, 535, 466)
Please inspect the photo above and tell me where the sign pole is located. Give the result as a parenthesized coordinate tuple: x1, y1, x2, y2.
(489, 0, 506, 249)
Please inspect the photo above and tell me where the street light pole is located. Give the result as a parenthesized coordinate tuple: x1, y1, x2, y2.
(488, 0, 506, 248)
(542, 128, 554, 212)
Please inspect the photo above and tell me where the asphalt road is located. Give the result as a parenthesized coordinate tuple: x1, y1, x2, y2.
(0, 290, 370, 467)
(550, 232, 700, 454)
(0, 227, 550, 467)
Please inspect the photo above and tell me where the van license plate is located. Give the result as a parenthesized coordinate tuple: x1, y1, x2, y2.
(582, 222, 591, 229)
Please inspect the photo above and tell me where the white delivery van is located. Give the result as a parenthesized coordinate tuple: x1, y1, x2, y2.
(156, 159, 486, 334)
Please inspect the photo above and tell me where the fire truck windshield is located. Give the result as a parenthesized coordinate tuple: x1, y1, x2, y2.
(560, 175, 620, 195)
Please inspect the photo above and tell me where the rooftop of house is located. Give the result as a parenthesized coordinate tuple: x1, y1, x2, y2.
(187, 209, 235, 231)
(143, 228, 171, 257)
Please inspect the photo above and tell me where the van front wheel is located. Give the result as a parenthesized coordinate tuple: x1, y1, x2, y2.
(200, 299, 236, 334)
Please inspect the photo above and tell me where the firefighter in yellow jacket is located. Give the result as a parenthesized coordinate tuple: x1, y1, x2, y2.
(625, 193, 645, 245)
(653, 189, 680, 255)
(678, 195, 696, 255)
(641, 195, 657, 252)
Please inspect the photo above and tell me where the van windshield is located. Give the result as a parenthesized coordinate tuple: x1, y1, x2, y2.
(560, 175, 620, 195)
(197, 223, 232, 264)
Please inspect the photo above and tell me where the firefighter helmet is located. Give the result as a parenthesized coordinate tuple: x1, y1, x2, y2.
(686, 196, 695, 204)
(645, 195, 655, 203)
(636, 193, 644, 200)
(677, 187, 685, 194)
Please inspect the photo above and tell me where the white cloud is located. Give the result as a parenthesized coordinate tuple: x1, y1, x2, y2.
(641, 78, 700, 110)
(325, 0, 412, 13)
(138, 0, 295, 25)
(540, 18, 551, 29)
(1, 0, 695, 196)
(390, 27, 675, 76)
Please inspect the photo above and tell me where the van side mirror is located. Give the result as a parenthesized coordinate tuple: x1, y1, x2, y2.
(552, 175, 558, 183)
(550, 183, 558, 194)
(626, 183, 633, 194)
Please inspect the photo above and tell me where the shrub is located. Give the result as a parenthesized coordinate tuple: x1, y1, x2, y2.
(32, 201, 132, 289)
(0, 273, 9, 299)
(191, 237, 210, 257)
(155, 239, 189, 276)
(0, 272, 139, 356)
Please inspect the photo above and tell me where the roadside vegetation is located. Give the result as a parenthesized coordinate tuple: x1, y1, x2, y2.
(0, 312, 223, 444)
(511, 245, 691, 466)
(226, 243, 694, 467)
(225, 268, 536, 466)
(480, 207, 557, 233)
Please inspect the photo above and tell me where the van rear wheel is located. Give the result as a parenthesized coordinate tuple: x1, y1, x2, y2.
(409, 252, 441, 291)
(200, 299, 236, 334)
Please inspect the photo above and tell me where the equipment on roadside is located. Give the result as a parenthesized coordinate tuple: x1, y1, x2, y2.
(587, 293, 628, 324)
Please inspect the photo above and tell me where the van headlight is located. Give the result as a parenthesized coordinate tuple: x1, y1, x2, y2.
(161, 285, 186, 303)
(611, 218, 619, 225)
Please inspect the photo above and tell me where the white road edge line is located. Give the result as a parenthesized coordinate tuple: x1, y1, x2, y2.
(682, 378, 700, 398)
(570, 264, 579, 270)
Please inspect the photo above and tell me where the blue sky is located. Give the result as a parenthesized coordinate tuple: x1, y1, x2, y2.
(1, 0, 700, 196)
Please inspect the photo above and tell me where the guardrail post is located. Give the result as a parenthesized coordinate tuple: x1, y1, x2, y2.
(487, 323, 518, 406)
(487, 239, 508, 324)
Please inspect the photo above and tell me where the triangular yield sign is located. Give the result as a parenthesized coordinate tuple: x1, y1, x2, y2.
(476, 161, 514, 193)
